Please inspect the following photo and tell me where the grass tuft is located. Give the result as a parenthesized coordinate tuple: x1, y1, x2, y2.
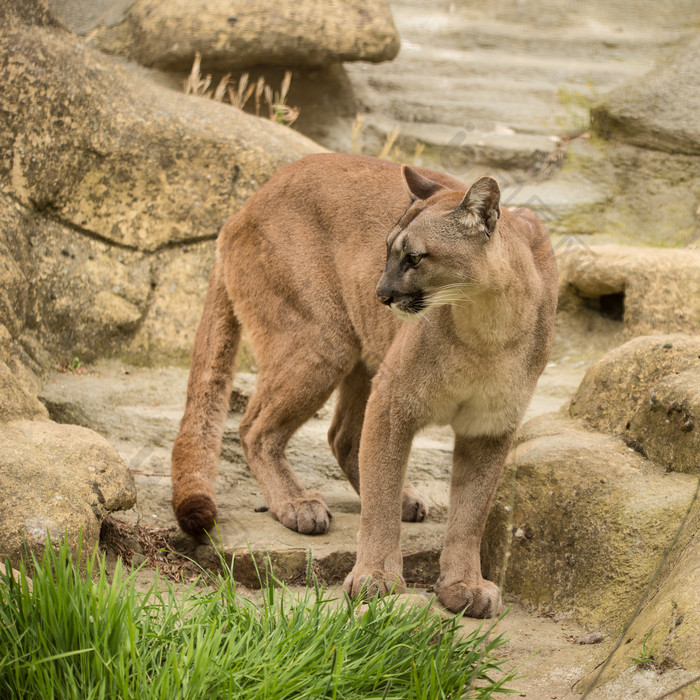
(1, 540, 515, 698)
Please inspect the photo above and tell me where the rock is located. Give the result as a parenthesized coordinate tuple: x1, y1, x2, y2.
(0, 11, 323, 365)
(1, 21, 322, 253)
(570, 335, 700, 473)
(1, 562, 33, 594)
(26, 218, 151, 360)
(629, 368, 700, 474)
(125, 242, 214, 365)
(0, 324, 12, 364)
(47, 0, 135, 35)
(229, 372, 258, 413)
(482, 334, 700, 673)
(0, 419, 136, 568)
(0, 361, 49, 423)
(0, 356, 137, 567)
(558, 246, 700, 336)
(198, 511, 443, 589)
(0, 196, 31, 342)
(50, 0, 400, 72)
(592, 37, 700, 156)
(593, 494, 700, 683)
(0, 0, 59, 29)
(483, 415, 698, 633)
(131, 553, 148, 567)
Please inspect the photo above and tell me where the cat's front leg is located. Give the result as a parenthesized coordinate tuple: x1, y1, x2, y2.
(434, 432, 513, 618)
(342, 384, 420, 598)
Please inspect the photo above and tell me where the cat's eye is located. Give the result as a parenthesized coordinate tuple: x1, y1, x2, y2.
(405, 252, 424, 267)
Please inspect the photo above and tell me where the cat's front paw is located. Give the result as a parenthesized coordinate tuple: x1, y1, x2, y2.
(272, 495, 331, 535)
(342, 567, 405, 599)
(434, 578, 501, 618)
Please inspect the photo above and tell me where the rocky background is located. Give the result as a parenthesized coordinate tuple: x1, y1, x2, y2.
(1, 0, 699, 695)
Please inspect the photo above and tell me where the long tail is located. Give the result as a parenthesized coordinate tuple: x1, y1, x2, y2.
(171, 260, 241, 536)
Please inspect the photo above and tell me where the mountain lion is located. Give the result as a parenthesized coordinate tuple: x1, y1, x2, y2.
(171, 153, 557, 617)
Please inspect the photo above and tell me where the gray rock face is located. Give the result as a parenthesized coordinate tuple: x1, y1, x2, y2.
(50, 0, 400, 71)
(592, 37, 700, 156)
(0, 360, 137, 567)
(48, 0, 135, 34)
(596, 495, 700, 683)
(483, 419, 696, 632)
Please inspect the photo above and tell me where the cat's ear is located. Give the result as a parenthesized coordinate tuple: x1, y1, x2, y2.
(401, 165, 445, 201)
(454, 176, 501, 235)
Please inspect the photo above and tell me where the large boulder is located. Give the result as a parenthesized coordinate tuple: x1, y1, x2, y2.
(579, 36, 700, 247)
(49, 0, 400, 71)
(0, 5, 323, 365)
(0, 21, 322, 252)
(592, 36, 700, 156)
(592, 495, 700, 684)
(483, 418, 696, 632)
(1, 192, 214, 365)
(570, 335, 700, 473)
(0, 361, 136, 567)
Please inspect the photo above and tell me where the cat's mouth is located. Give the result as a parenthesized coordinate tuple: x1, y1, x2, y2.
(390, 291, 426, 320)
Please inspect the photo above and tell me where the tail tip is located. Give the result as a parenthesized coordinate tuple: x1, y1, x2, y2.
(174, 493, 218, 537)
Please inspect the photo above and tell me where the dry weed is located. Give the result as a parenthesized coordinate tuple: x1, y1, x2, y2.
(184, 55, 299, 126)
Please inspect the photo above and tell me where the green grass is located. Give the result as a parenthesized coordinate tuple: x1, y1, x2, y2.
(0, 541, 516, 699)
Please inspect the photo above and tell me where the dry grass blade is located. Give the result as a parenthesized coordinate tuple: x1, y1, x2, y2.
(100, 517, 199, 582)
(279, 70, 292, 103)
(378, 125, 401, 160)
(184, 60, 299, 126)
(183, 51, 212, 97)
(227, 72, 255, 110)
(351, 114, 365, 154)
(212, 73, 230, 103)
(255, 76, 265, 116)
(263, 84, 275, 120)
(263, 71, 300, 126)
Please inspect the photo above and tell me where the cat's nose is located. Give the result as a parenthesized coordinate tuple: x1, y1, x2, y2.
(375, 286, 394, 306)
(376, 275, 396, 305)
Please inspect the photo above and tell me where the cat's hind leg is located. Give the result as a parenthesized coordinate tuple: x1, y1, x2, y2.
(239, 335, 357, 535)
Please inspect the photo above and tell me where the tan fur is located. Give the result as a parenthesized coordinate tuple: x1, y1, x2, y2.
(171, 153, 557, 617)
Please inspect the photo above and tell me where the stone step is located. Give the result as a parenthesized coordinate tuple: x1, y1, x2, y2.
(188, 509, 445, 590)
(358, 114, 560, 173)
(346, 0, 695, 156)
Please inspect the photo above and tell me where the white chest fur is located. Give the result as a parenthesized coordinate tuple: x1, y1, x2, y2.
(432, 354, 528, 438)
